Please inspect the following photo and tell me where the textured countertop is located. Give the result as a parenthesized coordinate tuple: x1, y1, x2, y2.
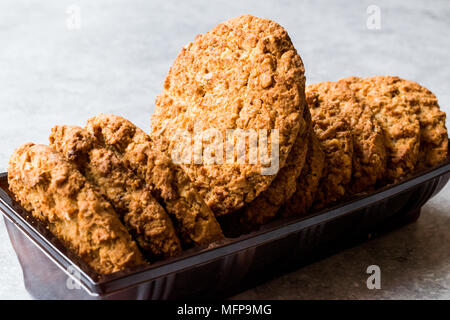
(0, 0, 449, 299)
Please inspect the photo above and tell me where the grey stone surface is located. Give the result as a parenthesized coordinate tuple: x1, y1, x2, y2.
(0, 0, 448, 299)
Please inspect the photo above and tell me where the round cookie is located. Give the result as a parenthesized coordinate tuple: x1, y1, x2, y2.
(151, 15, 306, 216)
(365, 76, 446, 170)
(281, 126, 325, 217)
(306, 83, 354, 208)
(217, 107, 309, 235)
(342, 76, 422, 181)
(310, 81, 387, 194)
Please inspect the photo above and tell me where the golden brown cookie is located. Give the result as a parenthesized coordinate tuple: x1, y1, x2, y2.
(151, 14, 306, 216)
(8, 143, 145, 274)
(308, 81, 387, 194)
(306, 84, 354, 208)
(85, 114, 223, 246)
(232, 104, 310, 229)
(342, 76, 422, 181)
(49, 125, 182, 260)
(281, 126, 325, 217)
(356, 76, 446, 170)
(407, 81, 448, 169)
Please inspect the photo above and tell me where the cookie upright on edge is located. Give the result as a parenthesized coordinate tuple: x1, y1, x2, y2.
(8, 143, 145, 274)
(281, 125, 325, 217)
(151, 15, 306, 216)
(49, 125, 182, 260)
(306, 83, 354, 208)
(308, 81, 387, 194)
(342, 76, 422, 181)
(353, 76, 447, 171)
(225, 104, 310, 232)
(85, 114, 224, 247)
(406, 79, 448, 168)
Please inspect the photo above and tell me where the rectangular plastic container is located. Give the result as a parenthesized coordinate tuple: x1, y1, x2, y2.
(1, 150, 449, 299)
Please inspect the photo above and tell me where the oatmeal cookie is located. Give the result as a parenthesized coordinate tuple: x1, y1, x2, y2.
(353, 76, 446, 170)
(85, 114, 223, 246)
(306, 84, 354, 208)
(231, 104, 310, 230)
(151, 14, 306, 216)
(49, 125, 182, 260)
(308, 81, 387, 194)
(281, 126, 325, 217)
(406, 80, 448, 169)
(8, 143, 145, 274)
(342, 76, 422, 181)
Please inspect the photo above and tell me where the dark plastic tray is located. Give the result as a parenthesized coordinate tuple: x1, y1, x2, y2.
(1, 150, 449, 299)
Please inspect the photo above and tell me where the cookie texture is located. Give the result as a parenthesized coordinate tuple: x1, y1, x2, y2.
(306, 85, 354, 208)
(359, 76, 446, 170)
(307, 81, 387, 194)
(151, 14, 306, 216)
(281, 126, 325, 217)
(85, 114, 223, 246)
(408, 81, 448, 169)
(49, 125, 182, 260)
(230, 105, 310, 230)
(8, 143, 145, 274)
(342, 76, 422, 181)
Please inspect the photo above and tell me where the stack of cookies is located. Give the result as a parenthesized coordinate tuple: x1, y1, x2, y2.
(8, 115, 225, 274)
(281, 76, 448, 218)
(150, 15, 448, 234)
(150, 15, 312, 233)
(7, 15, 449, 273)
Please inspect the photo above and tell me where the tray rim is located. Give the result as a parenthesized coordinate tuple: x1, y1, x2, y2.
(1, 157, 449, 297)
